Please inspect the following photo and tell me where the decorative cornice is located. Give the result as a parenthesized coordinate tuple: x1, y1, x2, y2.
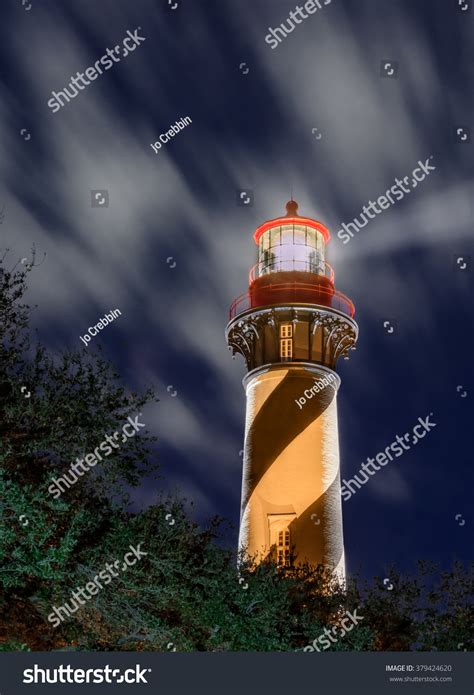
(226, 305, 358, 371)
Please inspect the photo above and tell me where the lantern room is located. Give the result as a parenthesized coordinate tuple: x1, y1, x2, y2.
(228, 200, 355, 320)
(251, 200, 332, 284)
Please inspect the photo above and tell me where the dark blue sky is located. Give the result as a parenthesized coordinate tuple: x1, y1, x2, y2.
(0, 0, 472, 580)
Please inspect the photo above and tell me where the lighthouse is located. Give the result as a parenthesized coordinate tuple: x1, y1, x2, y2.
(226, 201, 358, 578)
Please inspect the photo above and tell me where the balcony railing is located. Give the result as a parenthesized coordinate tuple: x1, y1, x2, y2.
(249, 259, 335, 285)
(229, 282, 355, 320)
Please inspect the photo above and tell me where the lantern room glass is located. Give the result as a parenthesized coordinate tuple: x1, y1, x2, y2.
(257, 224, 326, 276)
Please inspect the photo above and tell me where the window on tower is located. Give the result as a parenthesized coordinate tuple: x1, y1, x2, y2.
(280, 324, 293, 358)
(268, 513, 296, 567)
(277, 529, 291, 566)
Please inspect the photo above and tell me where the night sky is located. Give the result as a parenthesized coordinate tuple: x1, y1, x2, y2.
(1, 0, 472, 580)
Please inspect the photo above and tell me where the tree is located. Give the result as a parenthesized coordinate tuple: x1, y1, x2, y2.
(0, 252, 158, 648)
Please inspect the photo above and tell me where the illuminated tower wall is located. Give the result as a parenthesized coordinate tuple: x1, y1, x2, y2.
(226, 201, 358, 578)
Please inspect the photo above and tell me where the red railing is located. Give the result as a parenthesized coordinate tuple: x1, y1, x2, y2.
(248, 260, 335, 285)
(229, 282, 355, 320)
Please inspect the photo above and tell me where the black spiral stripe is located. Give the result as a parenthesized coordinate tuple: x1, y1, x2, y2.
(242, 367, 337, 511)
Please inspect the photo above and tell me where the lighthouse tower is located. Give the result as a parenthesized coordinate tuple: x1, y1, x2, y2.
(226, 201, 358, 577)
